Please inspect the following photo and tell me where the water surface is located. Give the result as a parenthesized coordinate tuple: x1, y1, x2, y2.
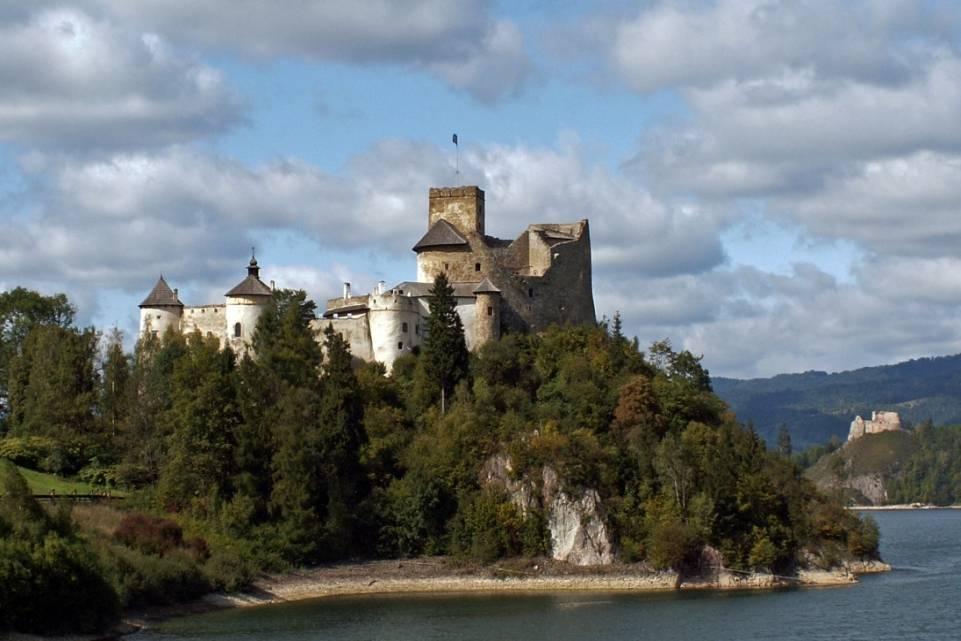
(138, 510, 961, 641)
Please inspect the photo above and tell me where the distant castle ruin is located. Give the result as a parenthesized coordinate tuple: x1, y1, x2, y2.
(138, 185, 595, 368)
(848, 411, 902, 442)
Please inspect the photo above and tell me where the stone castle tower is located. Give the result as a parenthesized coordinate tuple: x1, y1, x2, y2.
(321, 185, 594, 370)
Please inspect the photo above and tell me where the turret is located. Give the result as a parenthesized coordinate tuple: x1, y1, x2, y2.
(138, 275, 183, 337)
(472, 278, 501, 346)
(225, 253, 273, 353)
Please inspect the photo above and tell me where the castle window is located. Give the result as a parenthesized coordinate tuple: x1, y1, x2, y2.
(402, 322, 408, 333)
(398, 341, 404, 350)
(234, 322, 241, 338)
(528, 288, 534, 298)
(487, 306, 493, 316)
(475, 262, 481, 272)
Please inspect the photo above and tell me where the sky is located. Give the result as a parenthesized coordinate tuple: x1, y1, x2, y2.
(2, 0, 961, 379)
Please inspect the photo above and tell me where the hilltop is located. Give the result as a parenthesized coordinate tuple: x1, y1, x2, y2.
(713, 354, 961, 449)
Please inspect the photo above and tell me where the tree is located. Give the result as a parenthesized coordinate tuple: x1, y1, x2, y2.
(421, 273, 469, 413)
(158, 334, 239, 512)
(0, 288, 75, 420)
(6, 325, 99, 472)
(777, 424, 793, 456)
(99, 328, 130, 438)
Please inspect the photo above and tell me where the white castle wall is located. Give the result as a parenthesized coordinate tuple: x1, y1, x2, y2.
(226, 296, 267, 354)
(182, 305, 226, 341)
(313, 316, 375, 364)
(139, 307, 181, 337)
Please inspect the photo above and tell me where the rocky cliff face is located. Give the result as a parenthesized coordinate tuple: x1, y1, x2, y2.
(482, 455, 614, 565)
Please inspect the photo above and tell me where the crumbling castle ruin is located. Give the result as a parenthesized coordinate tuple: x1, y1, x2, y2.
(848, 411, 902, 442)
(138, 185, 595, 368)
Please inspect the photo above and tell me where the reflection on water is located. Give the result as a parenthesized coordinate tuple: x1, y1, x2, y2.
(137, 511, 961, 641)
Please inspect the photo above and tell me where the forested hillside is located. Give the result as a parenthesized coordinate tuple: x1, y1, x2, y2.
(714, 355, 961, 449)
(1, 282, 878, 634)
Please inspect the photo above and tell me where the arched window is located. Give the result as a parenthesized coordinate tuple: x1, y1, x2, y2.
(234, 322, 242, 338)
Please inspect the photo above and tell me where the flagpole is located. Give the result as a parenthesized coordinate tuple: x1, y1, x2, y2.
(452, 132, 459, 178)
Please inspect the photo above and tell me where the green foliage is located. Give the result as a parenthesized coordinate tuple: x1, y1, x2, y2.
(0, 284, 884, 633)
(0, 287, 75, 424)
(450, 490, 525, 562)
(0, 463, 120, 634)
(421, 273, 469, 411)
(6, 324, 100, 473)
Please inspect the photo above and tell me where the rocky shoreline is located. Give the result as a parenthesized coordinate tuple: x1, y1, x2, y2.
(7, 558, 890, 640)
(851, 504, 961, 510)
(121, 557, 890, 631)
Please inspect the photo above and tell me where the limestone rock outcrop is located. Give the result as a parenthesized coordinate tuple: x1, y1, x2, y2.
(481, 455, 614, 566)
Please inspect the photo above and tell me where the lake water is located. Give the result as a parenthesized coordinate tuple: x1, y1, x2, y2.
(137, 510, 961, 641)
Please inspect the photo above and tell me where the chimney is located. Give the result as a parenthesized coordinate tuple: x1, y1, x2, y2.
(343, 282, 351, 300)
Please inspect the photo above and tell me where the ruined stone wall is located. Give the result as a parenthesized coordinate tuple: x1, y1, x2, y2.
(428, 186, 484, 235)
(848, 411, 902, 442)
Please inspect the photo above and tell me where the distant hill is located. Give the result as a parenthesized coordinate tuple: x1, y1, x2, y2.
(713, 354, 961, 449)
(804, 431, 918, 505)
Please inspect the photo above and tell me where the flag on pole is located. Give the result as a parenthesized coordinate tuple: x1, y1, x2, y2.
(452, 133, 458, 145)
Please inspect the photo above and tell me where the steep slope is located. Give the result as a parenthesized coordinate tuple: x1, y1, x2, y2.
(713, 353, 961, 448)
(805, 431, 918, 505)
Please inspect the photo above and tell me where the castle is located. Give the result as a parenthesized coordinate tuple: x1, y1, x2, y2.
(848, 411, 902, 442)
(138, 185, 595, 368)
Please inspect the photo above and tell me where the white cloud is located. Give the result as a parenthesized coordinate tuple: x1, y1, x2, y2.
(610, 0, 952, 93)
(87, 0, 532, 103)
(0, 7, 241, 148)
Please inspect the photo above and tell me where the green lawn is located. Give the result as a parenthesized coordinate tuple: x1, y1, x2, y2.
(2, 459, 100, 495)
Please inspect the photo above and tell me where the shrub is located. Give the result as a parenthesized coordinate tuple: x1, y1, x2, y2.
(95, 543, 210, 608)
(114, 513, 186, 555)
(0, 436, 56, 468)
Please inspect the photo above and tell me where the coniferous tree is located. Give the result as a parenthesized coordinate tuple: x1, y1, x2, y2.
(421, 273, 469, 413)
(158, 333, 239, 512)
(99, 328, 130, 438)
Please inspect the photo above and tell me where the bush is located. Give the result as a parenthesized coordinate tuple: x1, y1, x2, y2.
(0, 436, 56, 468)
(847, 515, 880, 558)
(204, 545, 256, 592)
(96, 543, 210, 608)
(0, 535, 120, 634)
(114, 513, 186, 555)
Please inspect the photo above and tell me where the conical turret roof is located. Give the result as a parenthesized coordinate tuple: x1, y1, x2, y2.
(472, 278, 501, 294)
(412, 219, 469, 252)
(139, 276, 183, 308)
(225, 256, 272, 298)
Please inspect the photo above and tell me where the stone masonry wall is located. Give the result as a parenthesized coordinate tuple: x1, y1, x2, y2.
(429, 186, 485, 235)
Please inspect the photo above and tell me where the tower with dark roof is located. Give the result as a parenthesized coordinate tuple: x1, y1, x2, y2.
(138, 275, 183, 337)
(225, 253, 273, 352)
